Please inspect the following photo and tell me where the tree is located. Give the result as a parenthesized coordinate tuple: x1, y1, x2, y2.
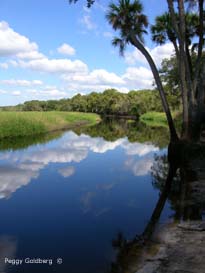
(166, 0, 205, 140)
(106, 0, 178, 141)
(151, 6, 204, 140)
(69, 0, 205, 142)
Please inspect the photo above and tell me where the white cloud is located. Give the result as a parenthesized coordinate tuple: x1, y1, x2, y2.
(63, 69, 125, 86)
(122, 66, 153, 89)
(17, 51, 44, 60)
(19, 58, 88, 74)
(58, 166, 75, 178)
(80, 15, 96, 30)
(125, 43, 174, 67)
(125, 49, 146, 65)
(62, 64, 153, 93)
(0, 20, 157, 97)
(151, 43, 174, 66)
(1, 79, 43, 87)
(58, 43, 76, 56)
(0, 21, 43, 60)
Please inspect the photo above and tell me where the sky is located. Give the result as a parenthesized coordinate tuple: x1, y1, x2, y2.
(0, 0, 174, 106)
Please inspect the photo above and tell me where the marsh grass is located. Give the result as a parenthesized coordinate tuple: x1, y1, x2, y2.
(0, 111, 100, 139)
(140, 111, 180, 128)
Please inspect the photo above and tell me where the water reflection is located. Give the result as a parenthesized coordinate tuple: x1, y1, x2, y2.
(0, 131, 64, 151)
(75, 118, 169, 148)
(0, 119, 173, 273)
(109, 142, 205, 273)
(0, 130, 159, 199)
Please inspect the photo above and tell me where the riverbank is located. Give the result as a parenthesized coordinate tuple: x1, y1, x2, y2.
(0, 111, 100, 139)
(134, 220, 205, 273)
(140, 111, 180, 127)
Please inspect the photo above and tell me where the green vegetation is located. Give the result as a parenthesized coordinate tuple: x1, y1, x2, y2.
(140, 111, 181, 128)
(0, 89, 181, 118)
(140, 112, 169, 127)
(0, 111, 100, 139)
(70, 0, 205, 142)
(74, 118, 170, 148)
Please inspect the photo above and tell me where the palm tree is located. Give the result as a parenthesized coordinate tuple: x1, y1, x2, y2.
(151, 12, 176, 46)
(106, 0, 178, 142)
(151, 11, 201, 138)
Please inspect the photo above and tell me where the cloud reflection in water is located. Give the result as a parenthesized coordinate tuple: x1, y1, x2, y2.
(0, 131, 159, 199)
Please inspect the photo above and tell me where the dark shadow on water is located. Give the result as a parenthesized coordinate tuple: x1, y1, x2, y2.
(0, 118, 170, 151)
(109, 141, 205, 273)
(0, 131, 65, 151)
(74, 118, 170, 148)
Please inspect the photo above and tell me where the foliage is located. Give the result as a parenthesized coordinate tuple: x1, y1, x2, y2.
(0, 111, 99, 139)
(0, 89, 181, 117)
(74, 118, 170, 148)
(69, 0, 205, 141)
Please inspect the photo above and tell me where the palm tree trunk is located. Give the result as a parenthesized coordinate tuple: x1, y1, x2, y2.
(193, 0, 204, 96)
(167, 0, 194, 140)
(130, 35, 178, 142)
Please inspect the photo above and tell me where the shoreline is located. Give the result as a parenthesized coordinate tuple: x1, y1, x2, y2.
(0, 111, 100, 140)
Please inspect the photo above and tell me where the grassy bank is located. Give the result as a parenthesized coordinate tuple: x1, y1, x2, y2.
(140, 111, 180, 127)
(0, 111, 100, 139)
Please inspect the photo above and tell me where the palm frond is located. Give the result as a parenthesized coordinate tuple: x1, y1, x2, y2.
(112, 37, 127, 56)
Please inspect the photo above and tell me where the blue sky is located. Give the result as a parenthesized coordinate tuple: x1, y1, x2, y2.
(0, 0, 173, 106)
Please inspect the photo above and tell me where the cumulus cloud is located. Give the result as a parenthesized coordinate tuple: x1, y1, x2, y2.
(125, 49, 146, 66)
(63, 68, 125, 86)
(122, 66, 153, 89)
(19, 58, 88, 74)
(57, 43, 76, 56)
(62, 65, 153, 92)
(0, 20, 159, 96)
(0, 21, 44, 60)
(125, 43, 174, 67)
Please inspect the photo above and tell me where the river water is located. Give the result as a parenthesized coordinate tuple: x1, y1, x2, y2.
(0, 119, 173, 273)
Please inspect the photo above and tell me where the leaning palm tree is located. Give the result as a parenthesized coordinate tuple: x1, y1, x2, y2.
(106, 0, 178, 142)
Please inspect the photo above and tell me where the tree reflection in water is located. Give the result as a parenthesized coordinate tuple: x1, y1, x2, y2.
(109, 142, 205, 273)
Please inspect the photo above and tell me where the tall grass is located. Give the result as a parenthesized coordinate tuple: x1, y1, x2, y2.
(140, 111, 180, 128)
(0, 111, 100, 139)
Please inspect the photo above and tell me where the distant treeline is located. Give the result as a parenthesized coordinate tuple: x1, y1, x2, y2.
(0, 89, 180, 117)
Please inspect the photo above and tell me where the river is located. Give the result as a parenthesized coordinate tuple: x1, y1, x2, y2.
(0, 119, 173, 273)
